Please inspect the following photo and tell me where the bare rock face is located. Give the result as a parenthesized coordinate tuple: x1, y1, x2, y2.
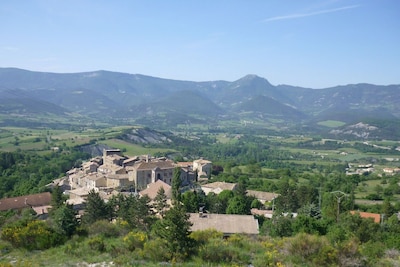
(122, 128, 171, 144)
(330, 122, 379, 139)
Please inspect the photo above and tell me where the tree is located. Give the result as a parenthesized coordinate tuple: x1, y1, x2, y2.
(130, 194, 154, 231)
(339, 212, 380, 243)
(182, 190, 199, 213)
(382, 199, 396, 220)
(206, 192, 224, 214)
(154, 187, 169, 217)
(51, 185, 64, 209)
(82, 190, 110, 224)
(151, 203, 195, 261)
(50, 204, 78, 237)
(291, 214, 326, 235)
(216, 190, 234, 213)
(113, 193, 154, 231)
(226, 196, 248, 214)
(251, 198, 263, 209)
(275, 178, 298, 212)
(263, 215, 294, 237)
(296, 184, 318, 208)
(172, 167, 182, 204)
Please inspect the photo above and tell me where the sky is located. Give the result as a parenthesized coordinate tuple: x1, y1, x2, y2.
(1, 0, 399, 88)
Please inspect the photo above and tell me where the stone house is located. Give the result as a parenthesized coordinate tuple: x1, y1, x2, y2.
(193, 158, 212, 179)
(106, 174, 134, 189)
(103, 149, 124, 164)
(83, 173, 107, 190)
(82, 161, 99, 174)
(128, 159, 176, 190)
(68, 187, 91, 200)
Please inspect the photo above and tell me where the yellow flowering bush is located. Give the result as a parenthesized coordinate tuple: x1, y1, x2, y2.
(123, 231, 147, 251)
(1, 220, 62, 250)
(252, 239, 281, 267)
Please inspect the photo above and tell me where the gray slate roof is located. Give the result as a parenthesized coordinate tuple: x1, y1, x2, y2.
(188, 213, 259, 235)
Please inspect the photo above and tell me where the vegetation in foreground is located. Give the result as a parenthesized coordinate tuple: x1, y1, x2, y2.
(1, 186, 400, 266)
(1, 124, 400, 266)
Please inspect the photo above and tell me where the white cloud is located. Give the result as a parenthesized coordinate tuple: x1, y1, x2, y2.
(263, 5, 360, 22)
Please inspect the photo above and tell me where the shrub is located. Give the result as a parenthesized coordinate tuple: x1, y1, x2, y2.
(87, 236, 106, 252)
(189, 229, 223, 244)
(143, 238, 171, 262)
(88, 220, 121, 238)
(337, 238, 364, 267)
(282, 233, 337, 266)
(0, 240, 12, 256)
(123, 231, 147, 251)
(326, 224, 348, 244)
(360, 241, 385, 266)
(1, 220, 63, 250)
(74, 225, 89, 237)
(252, 239, 282, 267)
(64, 239, 83, 257)
(226, 234, 255, 251)
(197, 238, 251, 264)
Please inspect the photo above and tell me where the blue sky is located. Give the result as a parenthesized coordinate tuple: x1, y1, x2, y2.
(1, 0, 399, 88)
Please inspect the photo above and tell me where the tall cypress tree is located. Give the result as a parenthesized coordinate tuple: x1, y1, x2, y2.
(172, 167, 182, 204)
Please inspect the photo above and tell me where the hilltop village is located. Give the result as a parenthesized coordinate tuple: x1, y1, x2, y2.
(57, 149, 212, 208)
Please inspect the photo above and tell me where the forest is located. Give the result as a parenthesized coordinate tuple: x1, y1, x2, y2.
(1, 125, 400, 266)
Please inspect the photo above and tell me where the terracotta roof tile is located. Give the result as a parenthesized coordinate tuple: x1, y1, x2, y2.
(350, 211, 381, 223)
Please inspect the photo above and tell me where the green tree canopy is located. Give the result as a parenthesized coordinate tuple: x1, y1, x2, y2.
(151, 204, 195, 261)
(154, 186, 169, 217)
(82, 190, 110, 225)
(172, 167, 182, 204)
(50, 204, 78, 237)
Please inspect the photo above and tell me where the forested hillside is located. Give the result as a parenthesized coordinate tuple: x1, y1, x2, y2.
(0, 150, 90, 198)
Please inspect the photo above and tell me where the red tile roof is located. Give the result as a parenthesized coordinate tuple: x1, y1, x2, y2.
(350, 211, 381, 223)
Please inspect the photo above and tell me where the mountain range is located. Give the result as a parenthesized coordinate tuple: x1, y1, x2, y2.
(1, 68, 399, 139)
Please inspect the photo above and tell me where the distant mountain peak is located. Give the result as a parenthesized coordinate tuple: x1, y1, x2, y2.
(236, 74, 272, 86)
(242, 74, 259, 79)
